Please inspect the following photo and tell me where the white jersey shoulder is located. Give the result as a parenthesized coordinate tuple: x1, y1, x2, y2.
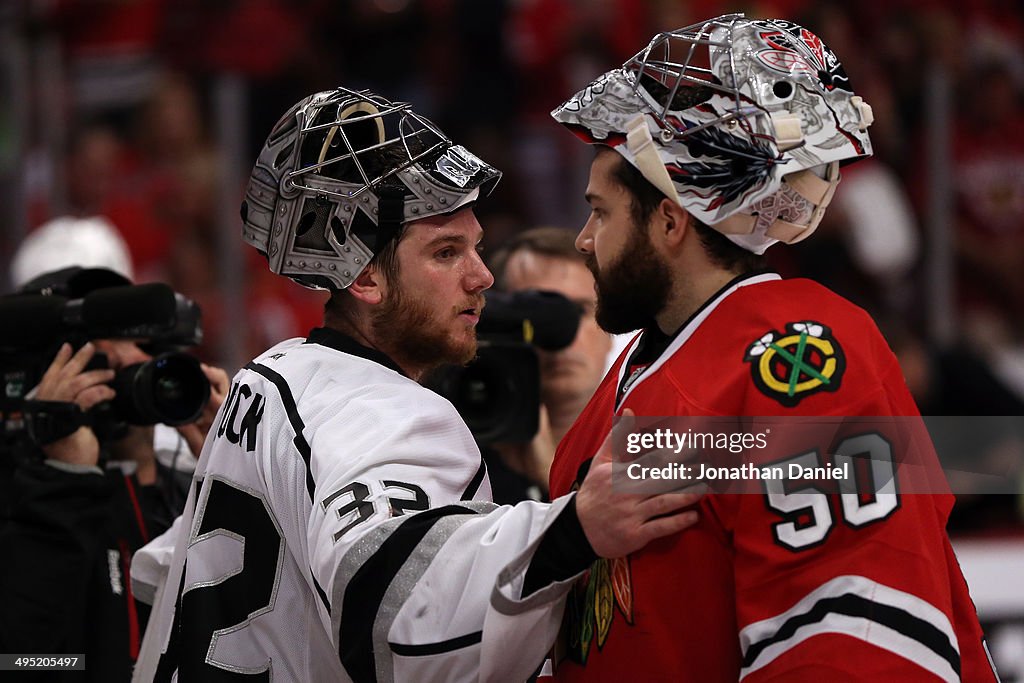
(133, 336, 577, 683)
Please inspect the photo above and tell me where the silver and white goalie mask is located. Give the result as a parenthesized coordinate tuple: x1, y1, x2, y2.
(242, 87, 502, 290)
(552, 14, 874, 254)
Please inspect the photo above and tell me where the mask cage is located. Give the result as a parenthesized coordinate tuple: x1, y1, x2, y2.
(623, 14, 764, 141)
(284, 87, 452, 202)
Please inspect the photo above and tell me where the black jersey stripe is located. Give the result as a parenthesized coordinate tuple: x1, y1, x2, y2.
(461, 457, 487, 501)
(522, 497, 597, 598)
(742, 592, 961, 677)
(246, 361, 316, 501)
(312, 571, 331, 614)
(389, 631, 483, 657)
(339, 504, 481, 683)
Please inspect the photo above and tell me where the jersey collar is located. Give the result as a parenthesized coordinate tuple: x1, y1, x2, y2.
(304, 327, 407, 377)
(614, 271, 781, 409)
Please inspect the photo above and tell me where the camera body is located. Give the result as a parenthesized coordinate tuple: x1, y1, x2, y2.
(428, 338, 542, 445)
(0, 282, 209, 448)
(427, 290, 581, 444)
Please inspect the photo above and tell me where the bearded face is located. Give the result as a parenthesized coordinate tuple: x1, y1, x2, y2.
(359, 207, 491, 378)
(372, 272, 483, 373)
(586, 224, 672, 335)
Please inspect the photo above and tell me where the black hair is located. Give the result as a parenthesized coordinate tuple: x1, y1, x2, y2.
(608, 151, 766, 274)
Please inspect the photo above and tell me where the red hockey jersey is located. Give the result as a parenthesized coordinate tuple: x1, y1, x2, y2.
(548, 273, 996, 682)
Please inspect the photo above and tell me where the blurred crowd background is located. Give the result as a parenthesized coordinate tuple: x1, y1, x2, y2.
(1, 0, 1023, 525)
(1, 0, 1024, 676)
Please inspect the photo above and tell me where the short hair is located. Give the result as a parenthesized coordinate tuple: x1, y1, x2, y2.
(489, 226, 584, 289)
(608, 151, 766, 274)
(321, 140, 424, 320)
(323, 210, 404, 324)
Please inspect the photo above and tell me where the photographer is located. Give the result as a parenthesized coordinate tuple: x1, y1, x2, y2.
(0, 266, 227, 681)
(484, 227, 612, 502)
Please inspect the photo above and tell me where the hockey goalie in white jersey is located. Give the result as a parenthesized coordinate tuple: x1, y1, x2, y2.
(130, 87, 702, 682)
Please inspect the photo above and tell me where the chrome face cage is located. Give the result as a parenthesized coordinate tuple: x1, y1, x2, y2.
(284, 86, 452, 200)
(623, 14, 756, 141)
(243, 86, 501, 291)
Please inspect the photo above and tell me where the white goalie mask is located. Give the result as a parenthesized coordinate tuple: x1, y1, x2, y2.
(242, 87, 502, 290)
(552, 14, 874, 254)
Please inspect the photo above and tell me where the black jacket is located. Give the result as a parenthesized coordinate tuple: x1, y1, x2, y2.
(0, 451, 185, 681)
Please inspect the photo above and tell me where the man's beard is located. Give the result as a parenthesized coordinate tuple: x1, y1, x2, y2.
(372, 281, 480, 374)
(587, 227, 672, 334)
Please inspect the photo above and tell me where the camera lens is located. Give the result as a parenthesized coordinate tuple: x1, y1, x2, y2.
(429, 341, 540, 444)
(111, 352, 210, 425)
(156, 374, 186, 402)
(147, 354, 209, 424)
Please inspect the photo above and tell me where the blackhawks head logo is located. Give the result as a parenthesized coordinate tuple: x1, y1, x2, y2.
(744, 321, 845, 407)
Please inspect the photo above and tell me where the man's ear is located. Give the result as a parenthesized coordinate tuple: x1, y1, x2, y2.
(654, 197, 691, 249)
(346, 265, 385, 305)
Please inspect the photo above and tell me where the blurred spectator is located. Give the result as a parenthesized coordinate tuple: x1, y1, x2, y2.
(768, 159, 921, 318)
(117, 71, 218, 281)
(951, 56, 1024, 341)
(26, 122, 128, 228)
(44, 0, 169, 127)
(24, 120, 164, 279)
(242, 262, 328, 363)
(161, 0, 309, 79)
(832, 162, 920, 306)
(428, 0, 522, 247)
(883, 316, 1024, 534)
(508, 0, 653, 230)
(61, 124, 122, 218)
(10, 214, 133, 290)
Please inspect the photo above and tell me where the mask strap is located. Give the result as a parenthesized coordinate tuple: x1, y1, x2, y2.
(770, 111, 804, 151)
(625, 114, 679, 204)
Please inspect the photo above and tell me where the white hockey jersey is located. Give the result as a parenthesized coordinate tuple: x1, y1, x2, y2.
(132, 328, 582, 682)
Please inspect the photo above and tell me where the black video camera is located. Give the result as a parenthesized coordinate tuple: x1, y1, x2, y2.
(426, 289, 581, 444)
(0, 277, 210, 447)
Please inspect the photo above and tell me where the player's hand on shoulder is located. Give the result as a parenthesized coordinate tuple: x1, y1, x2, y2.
(575, 409, 704, 558)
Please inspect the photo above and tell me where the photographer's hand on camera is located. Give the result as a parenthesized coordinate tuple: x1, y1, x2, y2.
(32, 342, 115, 467)
(492, 404, 557, 497)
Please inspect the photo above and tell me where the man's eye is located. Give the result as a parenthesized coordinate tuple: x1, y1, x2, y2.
(437, 247, 456, 259)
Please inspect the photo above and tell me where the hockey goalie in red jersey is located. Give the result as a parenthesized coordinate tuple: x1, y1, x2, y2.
(545, 13, 999, 682)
